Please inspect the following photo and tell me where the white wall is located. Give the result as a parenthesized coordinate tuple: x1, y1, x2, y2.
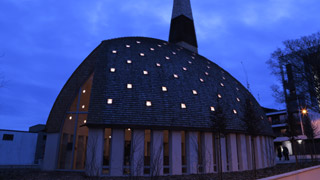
(0, 130, 38, 165)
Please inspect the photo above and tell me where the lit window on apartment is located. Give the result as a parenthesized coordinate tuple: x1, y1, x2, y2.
(136, 41, 141, 44)
(127, 60, 132, 64)
(127, 84, 132, 89)
(150, 48, 155, 51)
(210, 106, 215, 112)
(143, 70, 148, 75)
(110, 68, 116, 72)
(233, 109, 237, 114)
(165, 56, 170, 60)
(192, 90, 197, 95)
(220, 83, 224, 87)
(107, 99, 113, 104)
(183, 67, 187, 71)
(173, 74, 179, 78)
(140, 53, 145, 56)
(218, 94, 222, 98)
(200, 78, 204, 82)
(82, 90, 86, 94)
(156, 63, 161, 67)
(162, 86, 167, 92)
(112, 50, 117, 54)
(126, 45, 130, 48)
(181, 103, 186, 109)
(146, 101, 152, 106)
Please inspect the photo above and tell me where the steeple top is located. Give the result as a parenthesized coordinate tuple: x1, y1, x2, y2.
(172, 0, 193, 20)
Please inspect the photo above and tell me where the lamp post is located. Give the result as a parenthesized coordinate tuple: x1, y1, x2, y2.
(299, 108, 308, 135)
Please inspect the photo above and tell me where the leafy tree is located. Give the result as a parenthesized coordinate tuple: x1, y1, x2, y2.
(267, 32, 320, 112)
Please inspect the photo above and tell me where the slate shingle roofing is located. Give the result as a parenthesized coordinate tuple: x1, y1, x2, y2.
(46, 37, 273, 136)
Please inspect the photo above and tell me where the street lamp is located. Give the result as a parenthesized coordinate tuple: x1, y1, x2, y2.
(301, 108, 308, 115)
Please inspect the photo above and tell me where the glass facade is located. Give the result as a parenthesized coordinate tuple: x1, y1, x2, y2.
(58, 74, 93, 170)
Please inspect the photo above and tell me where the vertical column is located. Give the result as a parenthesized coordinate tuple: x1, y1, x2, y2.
(42, 133, 60, 170)
(237, 134, 248, 171)
(131, 129, 145, 176)
(151, 130, 163, 176)
(169, 131, 182, 175)
(260, 136, 267, 168)
(265, 136, 270, 167)
(270, 137, 276, 166)
(202, 132, 214, 173)
(186, 131, 198, 174)
(220, 135, 228, 172)
(110, 129, 125, 176)
(85, 128, 104, 176)
(254, 136, 263, 169)
(246, 135, 252, 170)
(227, 134, 238, 171)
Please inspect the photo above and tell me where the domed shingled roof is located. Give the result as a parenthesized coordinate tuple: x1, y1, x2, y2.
(46, 37, 273, 136)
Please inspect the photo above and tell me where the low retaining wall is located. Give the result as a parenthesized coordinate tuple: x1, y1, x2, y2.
(259, 165, 320, 180)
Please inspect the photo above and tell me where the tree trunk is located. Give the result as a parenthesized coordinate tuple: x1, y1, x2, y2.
(251, 136, 257, 179)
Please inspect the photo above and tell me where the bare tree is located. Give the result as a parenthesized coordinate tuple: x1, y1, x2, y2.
(210, 99, 227, 180)
(303, 114, 319, 162)
(285, 113, 300, 167)
(241, 98, 263, 179)
(267, 32, 320, 112)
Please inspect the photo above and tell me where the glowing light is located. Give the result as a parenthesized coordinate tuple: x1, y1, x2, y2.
(156, 63, 161, 67)
(126, 45, 130, 48)
(136, 41, 141, 44)
(183, 67, 187, 71)
(191, 56, 195, 59)
(297, 140, 302, 144)
(188, 61, 192, 64)
(162, 86, 167, 92)
(82, 105, 85, 109)
(110, 68, 116, 72)
(173, 74, 179, 78)
(143, 71, 148, 75)
(192, 90, 197, 95)
(112, 50, 117, 54)
(146, 101, 152, 106)
(128, 128, 131, 131)
(84, 120, 87, 123)
(127, 60, 132, 64)
(150, 48, 155, 51)
(107, 99, 113, 104)
(236, 98, 240, 102)
(233, 109, 237, 114)
(82, 90, 86, 94)
(218, 94, 222, 98)
(140, 53, 145, 56)
(200, 78, 204, 82)
(172, 52, 176, 55)
(205, 72, 209, 76)
(181, 103, 186, 109)
(109, 136, 112, 139)
(69, 116, 72, 120)
(165, 56, 170, 60)
(210, 106, 215, 111)
(157, 44, 162, 47)
(301, 108, 308, 115)
(207, 66, 210, 69)
(127, 84, 132, 89)
(220, 83, 224, 87)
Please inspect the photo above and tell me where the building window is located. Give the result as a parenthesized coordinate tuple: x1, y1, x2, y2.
(144, 130, 151, 175)
(102, 128, 112, 174)
(2, 134, 14, 141)
(123, 128, 132, 175)
(181, 131, 187, 174)
(163, 130, 170, 174)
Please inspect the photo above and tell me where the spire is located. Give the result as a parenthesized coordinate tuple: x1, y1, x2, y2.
(169, 0, 198, 53)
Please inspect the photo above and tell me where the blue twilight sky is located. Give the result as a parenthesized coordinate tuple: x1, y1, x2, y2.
(0, 0, 320, 131)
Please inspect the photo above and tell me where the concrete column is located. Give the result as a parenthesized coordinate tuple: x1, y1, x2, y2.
(245, 135, 253, 170)
(169, 131, 182, 175)
(260, 136, 267, 168)
(220, 136, 228, 172)
(42, 133, 60, 170)
(151, 130, 163, 176)
(110, 129, 125, 176)
(202, 132, 214, 173)
(265, 136, 270, 167)
(237, 134, 248, 171)
(254, 136, 263, 169)
(227, 134, 238, 171)
(131, 129, 145, 176)
(85, 128, 104, 176)
(186, 131, 198, 174)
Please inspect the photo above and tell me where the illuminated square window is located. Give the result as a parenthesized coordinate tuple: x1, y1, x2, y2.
(127, 84, 132, 89)
(200, 78, 204, 82)
(143, 70, 148, 75)
(146, 101, 152, 106)
(157, 44, 162, 47)
(110, 68, 116, 72)
(210, 106, 215, 111)
(156, 63, 161, 67)
(112, 50, 117, 54)
(165, 56, 170, 60)
(188, 61, 192, 64)
(236, 98, 240, 102)
(218, 94, 222, 98)
(172, 52, 176, 55)
(233, 109, 237, 114)
(136, 41, 141, 44)
(162, 86, 167, 92)
(140, 53, 145, 56)
(127, 60, 132, 64)
(150, 48, 155, 51)
(192, 90, 197, 95)
(220, 83, 224, 87)
(181, 103, 186, 109)
(107, 99, 113, 104)
(205, 72, 209, 76)
(126, 45, 130, 48)
(173, 74, 179, 78)
(183, 67, 187, 71)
